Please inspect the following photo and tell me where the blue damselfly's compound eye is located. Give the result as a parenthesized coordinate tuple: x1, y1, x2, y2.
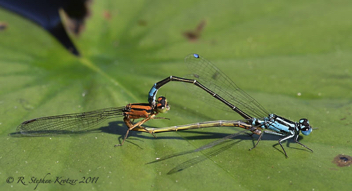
(299, 118, 312, 135)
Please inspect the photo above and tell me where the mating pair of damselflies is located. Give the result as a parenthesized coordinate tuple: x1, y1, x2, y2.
(16, 54, 313, 157)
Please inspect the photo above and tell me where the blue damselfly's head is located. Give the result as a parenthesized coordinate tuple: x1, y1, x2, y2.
(299, 118, 312, 135)
(156, 96, 170, 113)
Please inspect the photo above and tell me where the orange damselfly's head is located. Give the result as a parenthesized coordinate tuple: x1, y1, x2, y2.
(156, 96, 170, 113)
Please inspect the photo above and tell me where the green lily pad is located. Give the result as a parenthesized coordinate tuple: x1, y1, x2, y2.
(1, 1, 351, 190)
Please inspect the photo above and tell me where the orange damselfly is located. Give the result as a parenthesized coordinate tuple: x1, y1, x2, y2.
(15, 96, 170, 146)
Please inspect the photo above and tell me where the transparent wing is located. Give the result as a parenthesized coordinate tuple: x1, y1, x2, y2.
(184, 54, 269, 119)
(16, 107, 125, 136)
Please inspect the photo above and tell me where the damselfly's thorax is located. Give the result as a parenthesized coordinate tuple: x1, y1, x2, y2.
(123, 96, 169, 119)
(260, 114, 312, 136)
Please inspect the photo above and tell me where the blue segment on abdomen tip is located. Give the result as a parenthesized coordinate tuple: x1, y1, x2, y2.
(193, 54, 199, 58)
(148, 84, 158, 102)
